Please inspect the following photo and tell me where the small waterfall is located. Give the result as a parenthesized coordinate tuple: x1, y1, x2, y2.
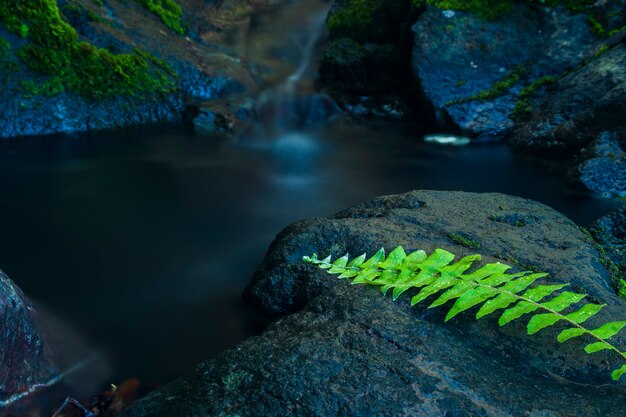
(251, 3, 338, 136)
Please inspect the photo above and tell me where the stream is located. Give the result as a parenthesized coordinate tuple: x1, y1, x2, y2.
(0, 0, 623, 412)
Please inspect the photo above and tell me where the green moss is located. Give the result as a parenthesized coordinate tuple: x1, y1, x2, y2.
(425, 0, 514, 20)
(0, 36, 9, 58)
(447, 65, 527, 105)
(327, 0, 387, 42)
(448, 233, 481, 250)
(513, 74, 556, 115)
(0, 0, 177, 100)
(133, 0, 185, 34)
(421, 0, 597, 20)
(578, 226, 626, 300)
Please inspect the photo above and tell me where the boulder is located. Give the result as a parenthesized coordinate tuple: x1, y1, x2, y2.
(0, 270, 55, 407)
(121, 191, 626, 417)
(411, 4, 599, 141)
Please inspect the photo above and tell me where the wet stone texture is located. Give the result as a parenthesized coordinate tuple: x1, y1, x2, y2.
(411, 4, 598, 141)
(591, 204, 626, 294)
(121, 191, 626, 417)
(0, 270, 55, 407)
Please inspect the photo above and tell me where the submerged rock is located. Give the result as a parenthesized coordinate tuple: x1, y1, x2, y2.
(121, 191, 626, 417)
(0, 270, 55, 407)
(411, 4, 597, 141)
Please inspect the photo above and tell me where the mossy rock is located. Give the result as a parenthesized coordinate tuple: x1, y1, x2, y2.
(327, 0, 414, 43)
(320, 38, 400, 94)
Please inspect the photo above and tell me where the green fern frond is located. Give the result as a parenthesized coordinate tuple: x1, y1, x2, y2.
(303, 247, 626, 381)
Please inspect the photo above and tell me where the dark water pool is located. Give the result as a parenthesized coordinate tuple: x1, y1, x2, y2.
(0, 120, 621, 395)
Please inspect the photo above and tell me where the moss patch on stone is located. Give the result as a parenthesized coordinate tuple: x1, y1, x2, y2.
(422, 0, 597, 20)
(0, 0, 177, 100)
(446, 65, 528, 106)
(513, 75, 557, 115)
(448, 233, 481, 250)
(133, 0, 186, 34)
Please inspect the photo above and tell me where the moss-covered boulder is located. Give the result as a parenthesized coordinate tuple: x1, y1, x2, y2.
(320, 0, 418, 100)
(0, 0, 259, 138)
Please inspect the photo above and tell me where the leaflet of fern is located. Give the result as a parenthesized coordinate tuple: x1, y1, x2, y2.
(303, 247, 626, 381)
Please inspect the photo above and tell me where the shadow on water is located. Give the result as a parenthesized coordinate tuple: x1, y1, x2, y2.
(0, 0, 623, 414)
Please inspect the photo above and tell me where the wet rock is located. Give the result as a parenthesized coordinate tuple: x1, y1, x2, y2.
(0, 270, 55, 407)
(320, 38, 400, 94)
(320, 0, 418, 105)
(590, 204, 626, 295)
(121, 191, 626, 417)
(510, 40, 626, 155)
(577, 132, 626, 197)
(411, 4, 598, 141)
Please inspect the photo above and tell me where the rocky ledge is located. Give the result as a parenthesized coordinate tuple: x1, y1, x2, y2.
(120, 190, 626, 417)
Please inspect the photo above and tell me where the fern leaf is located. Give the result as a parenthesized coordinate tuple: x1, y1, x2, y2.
(527, 313, 562, 334)
(304, 247, 626, 381)
(557, 328, 587, 343)
(361, 248, 385, 269)
(499, 302, 540, 326)
(585, 341, 613, 354)
(476, 293, 518, 319)
(328, 254, 349, 273)
(523, 284, 569, 302)
(379, 246, 406, 270)
(348, 253, 367, 268)
(499, 273, 547, 294)
(429, 281, 474, 309)
(565, 303, 606, 324)
(589, 321, 626, 340)
(401, 250, 428, 270)
(612, 364, 626, 381)
(446, 287, 498, 321)
(540, 291, 587, 312)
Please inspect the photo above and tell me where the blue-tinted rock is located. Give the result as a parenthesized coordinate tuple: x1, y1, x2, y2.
(0, 270, 55, 408)
(411, 4, 597, 141)
(579, 132, 626, 197)
(510, 40, 626, 160)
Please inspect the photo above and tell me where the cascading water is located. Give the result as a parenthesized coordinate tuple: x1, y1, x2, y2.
(250, 1, 338, 137)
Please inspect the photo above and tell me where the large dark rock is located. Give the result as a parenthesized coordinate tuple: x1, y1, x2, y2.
(121, 191, 626, 417)
(411, 4, 599, 141)
(0, 270, 55, 407)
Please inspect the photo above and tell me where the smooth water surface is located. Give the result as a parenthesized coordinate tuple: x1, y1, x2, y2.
(0, 120, 621, 392)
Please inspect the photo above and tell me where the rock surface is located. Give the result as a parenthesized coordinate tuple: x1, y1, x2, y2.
(121, 191, 626, 417)
(0, 270, 55, 407)
(591, 204, 626, 296)
(411, 4, 598, 141)
(510, 40, 626, 156)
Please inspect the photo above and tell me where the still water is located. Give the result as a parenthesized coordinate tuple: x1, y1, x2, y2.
(0, 120, 621, 393)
